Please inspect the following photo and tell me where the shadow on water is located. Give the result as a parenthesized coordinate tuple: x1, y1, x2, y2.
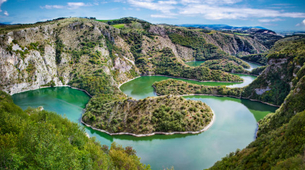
(12, 86, 278, 170)
(240, 99, 278, 121)
(84, 126, 114, 143)
(184, 95, 278, 122)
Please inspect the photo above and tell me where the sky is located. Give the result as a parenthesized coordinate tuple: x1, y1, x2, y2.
(0, 0, 305, 31)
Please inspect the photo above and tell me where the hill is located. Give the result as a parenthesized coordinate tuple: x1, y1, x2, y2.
(83, 95, 213, 135)
(0, 90, 150, 169)
(209, 36, 305, 169)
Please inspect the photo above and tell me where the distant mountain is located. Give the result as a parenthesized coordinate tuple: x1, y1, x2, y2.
(179, 24, 266, 31)
(0, 22, 11, 25)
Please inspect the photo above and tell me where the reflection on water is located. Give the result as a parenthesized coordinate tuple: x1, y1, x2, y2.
(243, 60, 262, 71)
(120, 75, 256, 100)
(12, 79, 277, 170)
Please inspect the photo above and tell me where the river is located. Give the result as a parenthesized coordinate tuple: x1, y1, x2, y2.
(186, 59, 262, 72)
(12, 74, 276, 170)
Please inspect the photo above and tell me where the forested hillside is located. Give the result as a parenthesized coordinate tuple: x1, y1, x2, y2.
(0, 90, 150, 169)
(210, 36, 305, 169)
(83, 95, 213, 134)
(0, 17, 263, 96)
(242, 36, 305, 106)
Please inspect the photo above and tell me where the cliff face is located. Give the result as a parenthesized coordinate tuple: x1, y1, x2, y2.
(241, 36, 305, 106)
(0, 17, 277, 95)
(0, 44, 64, 94)
(150, 25, 272, 61)
(0, 18, 137, 95)
(210, 36, 305, 170)
(202, 32, 268, 56)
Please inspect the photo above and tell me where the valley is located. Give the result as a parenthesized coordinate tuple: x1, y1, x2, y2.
(1, 17, 305, 169)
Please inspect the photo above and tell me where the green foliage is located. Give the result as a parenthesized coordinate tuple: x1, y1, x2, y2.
(109, 142, 151, 170)
(121, 32, 143, 63)
(26, 61, 36, 75)
(242, 37, 305, 106)
(153, 48, 243, 82)
(113, 24, 125, 29)
(202, 56, 250, 73)
(240, 53, 268, 65)
(210, 110, 305, 170)
(83, 95, 213, 134)
(168, 30, 241, 61)
(55, 37, 64, 64)
(258, 75, 305, 136)
(168, 31, 228, 61)
(41, 80, 56, 87)
(27, 42, 45, 56)
(210, 37, 305, 170)
(16, 49, 30, 60)
(0, 91, 150, 170)
(153, 79, 243, 97)
(251, 66, 267, 76)
(105, 37, 118, 63)
(99, 17, 149, 26)
(68, 71, 116, 96)
(6, 44, 13, 54)
(59, 76, 64, 84)
(168, 32, 206, 49)
(12, 39, 18, 44)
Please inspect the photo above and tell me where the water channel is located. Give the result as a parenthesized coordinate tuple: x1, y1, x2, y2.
(13, 61, 275, 170)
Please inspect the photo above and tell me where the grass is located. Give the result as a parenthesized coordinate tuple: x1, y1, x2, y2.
(96, 19, 118, 23)
(113, 24, 125, 29)
(207, 30, 216, 34)
(234, 33, 250, 36)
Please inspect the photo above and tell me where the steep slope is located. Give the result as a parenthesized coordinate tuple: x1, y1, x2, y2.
(209, 36, 305, 169)
(0, 18, 137, 95)
(0, 17, 250, 95)
(242, 36, 305, 106)
(210, 77, 305, 169)
(0, 90, 150, 169)
(153, 79, 243, 97)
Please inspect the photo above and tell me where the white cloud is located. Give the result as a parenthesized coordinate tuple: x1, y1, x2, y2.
(296, 19, 305, 26)
(67, 2, 90, 9)
(179, 4, 305, 20)
(124, 0, 305, 20)
(259, 18, 284, 23)
(151, 14, 177, 18)
(0, 0, 7, 12)
(181, 0, 242, 5)
(41, 5, 64, 9)
(127, 0, 176, 14)
(180, 0, 200, 5)
(41, 2, 93, 10)
(3, 10, 8, 16)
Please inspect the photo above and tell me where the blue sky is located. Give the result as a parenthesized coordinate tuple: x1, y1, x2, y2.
(1, 0, 305, 31)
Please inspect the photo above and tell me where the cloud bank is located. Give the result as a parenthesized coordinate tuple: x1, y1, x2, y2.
(41, 2, 92, 10)
(125, 0, 305, 20)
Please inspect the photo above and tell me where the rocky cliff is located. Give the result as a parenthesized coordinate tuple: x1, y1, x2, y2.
(209, 36, 305, 170)
(0, 17, 278, 95)
(241, 36, 305, 106)
(0, 18, 137, 95)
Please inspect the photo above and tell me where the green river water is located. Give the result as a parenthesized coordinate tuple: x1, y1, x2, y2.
(186, 59, 262, 71)
(244, 61, 262, 71)
(13, 73, 276, 170)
